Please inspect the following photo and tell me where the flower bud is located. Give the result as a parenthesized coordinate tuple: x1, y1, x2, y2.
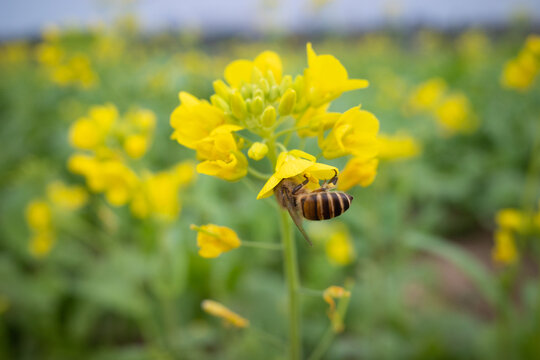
(251, 96, 264, 115)
(280, 75, 292, 94)
(231, 91, 247, 120)
(259, 78, 270, 94)
(213, 80, 231, 101)
(278, 88, 296, 116)
(247, 142, 268, 161)
(240, 84, 252, 99)
(210, 94, 230, 112)
(261, 105, 276, 127)
(269, 85, 280, 102)
(253, 88, 264, 99)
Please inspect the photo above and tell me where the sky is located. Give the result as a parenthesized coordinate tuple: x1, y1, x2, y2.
(1, 0, 540, 38)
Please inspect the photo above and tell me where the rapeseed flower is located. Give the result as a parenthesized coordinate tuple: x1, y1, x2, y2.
(319, 107, 379, 160)
(25, 200, 52, 232)
(191, 224, 241, 258)
(501, 34, 540, 91)
(325, 230, 356, 265)
(46, 181, 88, 210)
(201, 300, 249, 328)
(323, 285, 351, 332)
(304, 43, 369, 107)
(337, 158, 378, 191)
(257, 150, 337, 199)
(492, 230, 518, 265)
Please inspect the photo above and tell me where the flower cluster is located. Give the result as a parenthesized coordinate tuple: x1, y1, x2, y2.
(501, 34, 540, 91)
(25, 181, 88, 257)
(492, 205, 540, 266)
(35, 27, 98, 89)
(69, 104, 195, 221)
(407, 78, 477, 135)
(170, 43, 380, 195)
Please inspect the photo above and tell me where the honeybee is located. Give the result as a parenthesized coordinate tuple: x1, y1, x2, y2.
(274, 171, 353, 246)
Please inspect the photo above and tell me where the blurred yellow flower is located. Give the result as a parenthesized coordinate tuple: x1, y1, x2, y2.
(191, 224, 241, 258)
(378, 133, 421, 160)
(69, 117, 104, 150)
(408, 78, 447, 112)
(29, 231, 55, 258)
(46, 181, 88, 211)
(247, 142, 269, 160)
(319, 106, 379, 160)
(304, 43, 369, 107)
(337, 158, 378, 191)
(25, 200, 52, 232)
(435, 93, 477, 134)
(201, 299, 249, 328)
(492, 230, 518, 265)
(501, 35, 540, 91)
(496, 208, 524, 232)
(257, 150, 338, 199)
(224, 50, 282, 88)
(170, 92, 227, 149)
(325, 230, 356, 265)
(123, 134, 148, 159)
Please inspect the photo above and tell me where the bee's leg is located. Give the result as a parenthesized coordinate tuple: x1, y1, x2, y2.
(329, 170, 338, 186)
(292, 175, 309, 194)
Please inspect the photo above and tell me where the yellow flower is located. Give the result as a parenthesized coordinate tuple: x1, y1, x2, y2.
(25, 200, 52, 231)
(501, 58, 537, 91)
(88, 103, 118, 130)
(224, 50, 282, 88)
(294, 104, 337, 138)
(123, 134, 149, 159)
(378, 133, 421, 160)
(257, 150, 338, 199)
(525, 34, 540, 56)
(496, 208, 524, 232)
(201, 299, 249, 328)
(337, 158, 378, 191)
(408, 78, 447, 112)
(35, 43, 64, 66)
(319, 106, 379, 160)
(100, 160, 139, 206)
(304, 43, 369, 107)
(492, 230, 518, 265)
(46, 181, 88, 210)
(435, 93, 477, 134)
(323, 285, 351, 332)
(29, 231, 55, 258)
(325, 230, 355, 265)
(69, 117, 103, 150)
(170, 92, 227, 149)
(191, 224, 241, 258)
(247, 142, 268, 160)
(131, 163, 195, 221)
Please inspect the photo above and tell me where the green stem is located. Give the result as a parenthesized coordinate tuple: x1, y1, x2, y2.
(279, 209, 302, 360)
(521, 122, 540, 212)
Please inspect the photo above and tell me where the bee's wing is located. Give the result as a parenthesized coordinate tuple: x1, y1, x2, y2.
(284, 193, 313, 246)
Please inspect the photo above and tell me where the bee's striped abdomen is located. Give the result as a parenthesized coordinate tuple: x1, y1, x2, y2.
(300, 191, 353, 221)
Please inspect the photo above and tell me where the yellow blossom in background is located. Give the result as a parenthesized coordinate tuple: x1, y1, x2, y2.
(201, 300, 249, 328)
(496, 208, 525, 232)
(257, 150, 338, 199)
(319, 106, 379, 160)
(69, 104, 118, 150)
(35, 43, 64, 66)
(123, 134, 148, 159)
(46, 181, 88, 211)
(408, 78, 447, 112)
(492, 230, 518, 265)
(435, 93, 477, 134)
(501, 34, 540, 91)
(130, 162, 195, 221)
(325, 230, 356, 265)
(0, 41, 30, 64)
(304, 43, 369, 107)
(378, 133, 421, 161)
(25, 200, 52, 232)
(29, 231, 55, 258)
(191, 224, 241, 258)
(247, 142, 269, 160)
(170, 92, 227, 149)
(337, 158, 378, 191)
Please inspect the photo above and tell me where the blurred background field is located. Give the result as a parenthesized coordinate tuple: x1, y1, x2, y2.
(1, 1, 540, 359)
